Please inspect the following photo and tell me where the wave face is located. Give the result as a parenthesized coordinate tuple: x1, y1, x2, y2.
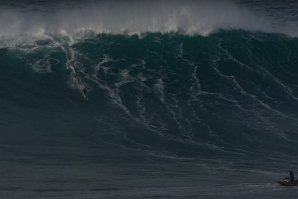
(1, 30, 298, 162)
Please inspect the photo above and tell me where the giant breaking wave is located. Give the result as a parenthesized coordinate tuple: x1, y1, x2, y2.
(1, 0, 298, 163)
(1, 30, 298, 161)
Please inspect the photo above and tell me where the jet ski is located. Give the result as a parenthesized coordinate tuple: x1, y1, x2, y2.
(277, 178, 298, 186)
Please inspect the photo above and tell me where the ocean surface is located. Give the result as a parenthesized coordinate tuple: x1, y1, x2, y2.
(1, 0, 298, 198)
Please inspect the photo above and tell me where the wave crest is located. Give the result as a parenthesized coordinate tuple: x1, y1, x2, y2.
(0, 0, 297, 39)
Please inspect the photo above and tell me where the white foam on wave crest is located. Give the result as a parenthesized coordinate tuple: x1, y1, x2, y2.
(0, 0, 297, 41)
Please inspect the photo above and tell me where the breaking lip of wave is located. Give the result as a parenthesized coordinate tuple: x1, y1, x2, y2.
(0, 0, 298, 41)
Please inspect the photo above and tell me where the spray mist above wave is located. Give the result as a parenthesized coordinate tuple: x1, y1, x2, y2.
(0, 0, 297, 41)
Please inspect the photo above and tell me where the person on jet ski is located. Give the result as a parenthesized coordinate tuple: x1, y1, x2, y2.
(278, 171, 298, 186)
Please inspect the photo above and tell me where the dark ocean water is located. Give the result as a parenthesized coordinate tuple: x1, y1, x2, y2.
(1, 1, 298, 198)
